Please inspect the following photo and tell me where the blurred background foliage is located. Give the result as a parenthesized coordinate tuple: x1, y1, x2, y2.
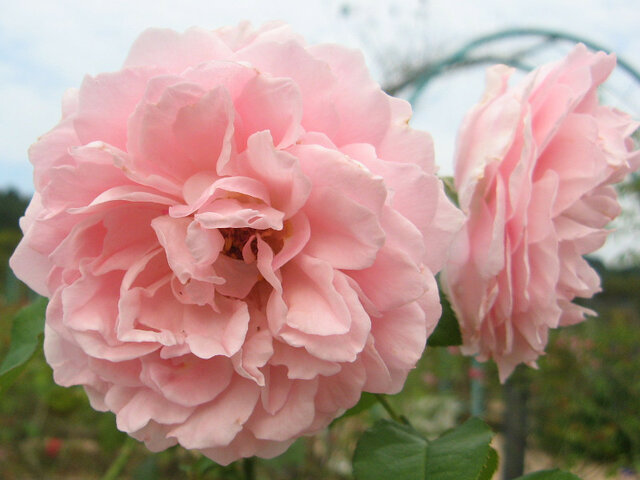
(529, 261, 640, 470)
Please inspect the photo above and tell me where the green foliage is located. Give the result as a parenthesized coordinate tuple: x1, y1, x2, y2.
(423, 417, 496, 480)
(440, 176, 459, 207)
(0, 189, 30, 300)
(0, 296, 47, 390)
(178, 453, 243, 479)
(427, 287, 462, 347)
(478, 447, 499, 480)
(0, 228, 25, 298)
(0, 228, 22, 252)
(529, 266, 640, 469)
(0, 188, 29, 231)
(353, 420, 428, 480)
(353, 417, 498, 480)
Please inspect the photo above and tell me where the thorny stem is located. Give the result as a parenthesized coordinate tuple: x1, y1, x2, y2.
(374, 394, 411, 426)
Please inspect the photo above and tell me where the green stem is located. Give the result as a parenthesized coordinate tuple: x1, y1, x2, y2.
(100, 437, 136, 480)
(374, 394, 411, 426)
(243, 457, 256, 480)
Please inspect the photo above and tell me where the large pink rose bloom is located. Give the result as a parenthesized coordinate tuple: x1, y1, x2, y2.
(10, 22, 462, 463)
(443, 45, 639, 381)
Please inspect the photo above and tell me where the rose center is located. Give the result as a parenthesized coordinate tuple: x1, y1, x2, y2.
(219, 227, 256, 260)
(218, 227, 285, 261)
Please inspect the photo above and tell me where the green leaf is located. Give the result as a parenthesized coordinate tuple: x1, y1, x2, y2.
(0, 360, 31, 392)
(353, 420, 427, 480)
(331, 392, 377, 426)
(353, 417, 497, 480)
(441, 176, 459, 207)
(427, 289, 462, 347)
(424, 417, 496, 480)
(515, 469, 582, 480)
(477, 447, 499, 480)
(0, 297, 48, 376)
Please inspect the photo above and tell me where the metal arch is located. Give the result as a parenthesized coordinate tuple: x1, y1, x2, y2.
(384, 27, 640, 106)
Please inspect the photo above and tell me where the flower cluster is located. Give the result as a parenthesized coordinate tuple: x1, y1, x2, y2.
(443, 45, 639, 380)
(10, 22, 462, 463)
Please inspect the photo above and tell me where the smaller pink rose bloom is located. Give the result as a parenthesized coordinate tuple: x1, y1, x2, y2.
(443, 45, 639, 381)
(10, 22, 462, 463)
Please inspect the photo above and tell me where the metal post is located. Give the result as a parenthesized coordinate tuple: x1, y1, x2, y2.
(502, 368, 529, 480)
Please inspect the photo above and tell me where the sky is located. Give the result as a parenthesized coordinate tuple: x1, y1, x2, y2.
(1, 0, 639, 259)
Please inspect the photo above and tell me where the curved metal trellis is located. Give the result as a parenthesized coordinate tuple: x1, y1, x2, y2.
(384, 27, 640, 107)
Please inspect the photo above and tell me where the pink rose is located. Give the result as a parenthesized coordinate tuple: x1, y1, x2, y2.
(10, 22, 462, 463)
(443, 45, 639, 381)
